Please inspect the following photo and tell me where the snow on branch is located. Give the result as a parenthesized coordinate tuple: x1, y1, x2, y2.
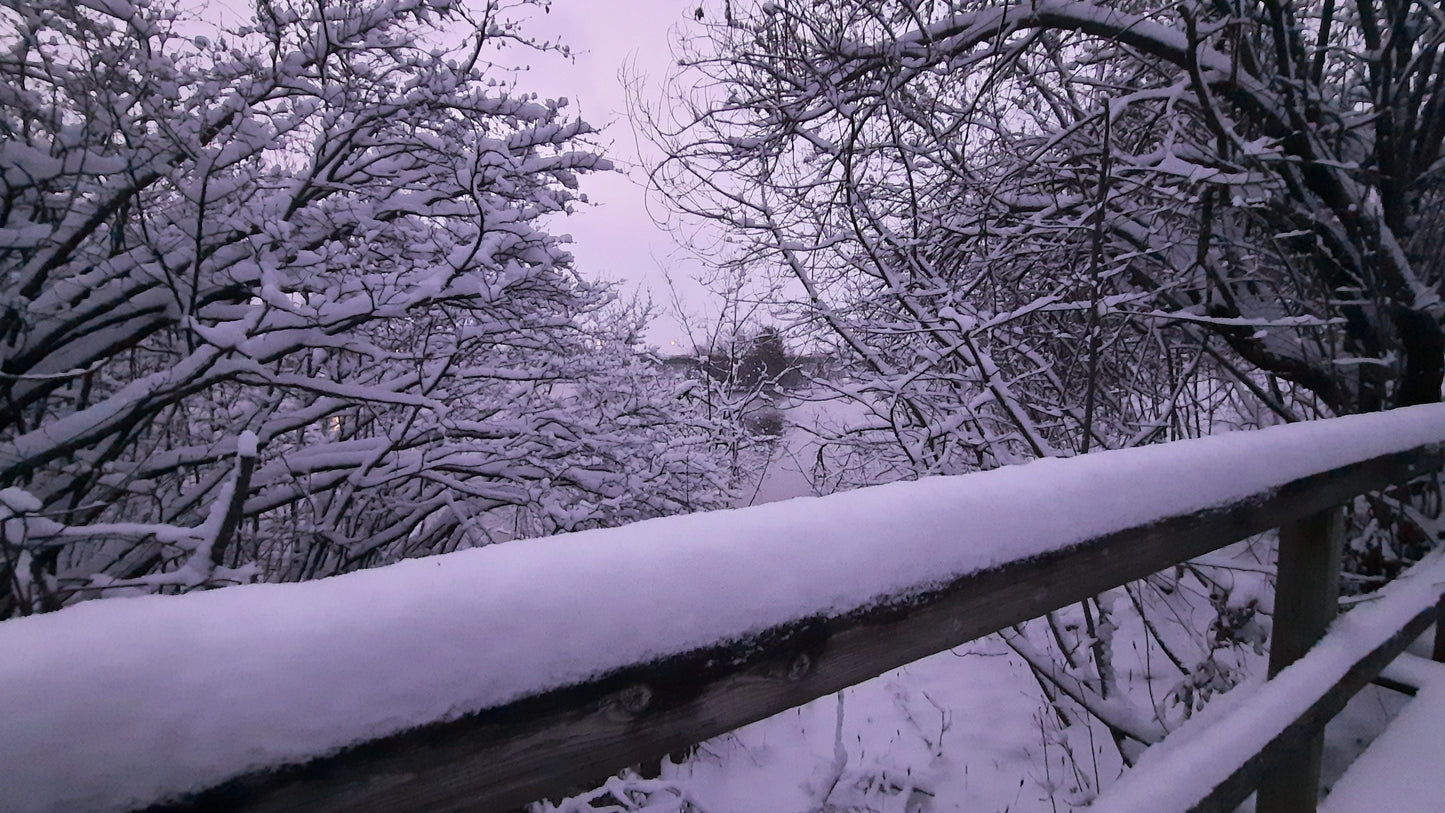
(0, 0, 735, 613)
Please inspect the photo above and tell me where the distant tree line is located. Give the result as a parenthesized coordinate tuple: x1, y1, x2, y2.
(700, 327, 794, 390)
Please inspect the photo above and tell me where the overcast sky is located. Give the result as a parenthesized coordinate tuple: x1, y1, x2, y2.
(521, 0, 716, 352)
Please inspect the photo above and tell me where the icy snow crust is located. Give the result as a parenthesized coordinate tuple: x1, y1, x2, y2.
(3, 404, 1445, 811)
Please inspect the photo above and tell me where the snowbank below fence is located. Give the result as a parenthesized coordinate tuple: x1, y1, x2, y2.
(4, 404, 1445, 811)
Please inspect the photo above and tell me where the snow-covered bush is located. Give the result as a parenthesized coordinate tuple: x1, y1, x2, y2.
(0, 0, 734, 616)
(646, 0, 1445, 465)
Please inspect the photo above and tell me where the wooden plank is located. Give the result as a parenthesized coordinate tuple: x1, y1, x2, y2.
(1269, 509, 1347, 678)
(1187, 598, 1443, 813)
(1369, 674, 1420, 697)
(1088, 560, 1445, 813)
(166, 445, 1443, 813)
(1256, 508, 1345, 813)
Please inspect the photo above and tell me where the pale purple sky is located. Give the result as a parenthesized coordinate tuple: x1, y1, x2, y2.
(522, 0, 715, 352)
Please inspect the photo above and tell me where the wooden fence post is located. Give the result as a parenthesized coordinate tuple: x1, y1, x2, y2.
(1434, 594, 1445, 664)
(1256, 507, 1345, 813)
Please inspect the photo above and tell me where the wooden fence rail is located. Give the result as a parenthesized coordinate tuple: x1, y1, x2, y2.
(175, 419, 1445, 812)
(5, 409, 1445, 813)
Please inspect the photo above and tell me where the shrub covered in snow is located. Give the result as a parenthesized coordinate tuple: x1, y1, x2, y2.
(0, 0, 736, 615)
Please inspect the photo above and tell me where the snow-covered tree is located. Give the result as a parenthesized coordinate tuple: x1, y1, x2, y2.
(646, 0, 1445, 477)
(0, 0, 734, 616)
(642, 0, 1445, 779)
(701, 324, 789, 390)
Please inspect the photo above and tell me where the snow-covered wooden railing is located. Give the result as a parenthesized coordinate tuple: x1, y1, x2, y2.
(1093, 549, 1445, 813)
(4, 407, 1445, 812)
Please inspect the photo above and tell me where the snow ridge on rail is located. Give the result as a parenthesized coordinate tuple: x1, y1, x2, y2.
(4, 404, 1445, 811)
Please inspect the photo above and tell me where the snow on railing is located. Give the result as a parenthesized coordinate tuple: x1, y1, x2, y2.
(4, 406, 1445, 812)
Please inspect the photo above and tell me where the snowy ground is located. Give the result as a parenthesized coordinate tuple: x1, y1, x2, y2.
(666, 640, 1091, 813)
(1321, 650, 1445, 813)
(647, 620, 1415, 813)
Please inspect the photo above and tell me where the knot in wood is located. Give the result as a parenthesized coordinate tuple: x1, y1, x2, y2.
(786, 652, 812, 681)
(614, 683, 653, 716)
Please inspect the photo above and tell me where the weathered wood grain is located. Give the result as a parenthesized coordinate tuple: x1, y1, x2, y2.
(1256, 507, 1345, 813)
